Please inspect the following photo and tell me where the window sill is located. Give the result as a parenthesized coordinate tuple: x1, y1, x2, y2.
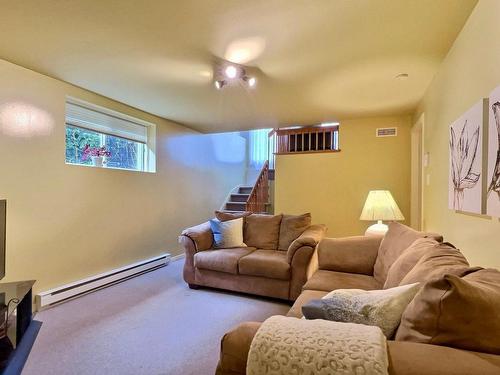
(65, 162, 155, 174)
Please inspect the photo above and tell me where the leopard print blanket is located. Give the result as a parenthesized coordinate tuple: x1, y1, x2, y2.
(246, 316, 388, 375)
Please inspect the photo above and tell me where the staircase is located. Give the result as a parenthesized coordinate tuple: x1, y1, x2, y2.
(223, 186, 254, 213)
(221, 161, 271, 214)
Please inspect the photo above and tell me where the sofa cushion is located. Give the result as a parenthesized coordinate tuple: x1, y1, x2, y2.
(384, 238, 439, 289)
(303, 270, 381, 292)
(194, 247, 255, 274)
(287, 290, 328, 318)
(278, 213, 311, 250)
(244, 214, 282, 249)
(398, 242, 470, 285)
(373, 222, 442, 284)
(396, 268, 500, 355)
(238, 250, 290, 280)
(302, 283, 422, 337)
(209, 218, 246, 248)
(215, 210, 252, 222)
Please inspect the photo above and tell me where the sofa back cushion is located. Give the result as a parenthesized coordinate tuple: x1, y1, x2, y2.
(396, 268, 500, 355)
(215, 210, 252, 222)
(384, 238, 439, 289)
(244, 214, 283, 249)
(278, 213, 311, 250)
(399, 242, 470, 285)
(373, 222, 442, 284)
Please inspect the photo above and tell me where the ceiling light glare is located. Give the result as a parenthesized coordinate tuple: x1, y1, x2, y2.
(248, 77, 256, 87)
(225, 65, 238, 79)
(224, 37, 266, 64)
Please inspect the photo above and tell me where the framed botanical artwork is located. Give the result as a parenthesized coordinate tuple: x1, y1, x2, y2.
(449, 100, 484, 214)
(487, 85, 500, 217)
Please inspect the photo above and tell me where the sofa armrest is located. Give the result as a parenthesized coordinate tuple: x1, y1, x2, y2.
(287, 224, 327, 263)
(180, 221, 213, 251)
(216, 327, 500, 375)
(289, 245, 315, 300)
(180, 221, 213, 285)
(387, 341, 500, 375)
(318, 235, 382, 275)
(216, 322, 261, 375)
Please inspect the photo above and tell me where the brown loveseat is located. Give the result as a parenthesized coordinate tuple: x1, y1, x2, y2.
(216, 223, 500, 375)
(180, 212, 326, 300)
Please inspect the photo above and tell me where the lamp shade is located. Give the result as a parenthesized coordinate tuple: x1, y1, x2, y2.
(360, 190, 405, 221)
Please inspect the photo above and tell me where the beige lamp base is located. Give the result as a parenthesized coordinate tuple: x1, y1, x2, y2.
(365, 220, 388, 236)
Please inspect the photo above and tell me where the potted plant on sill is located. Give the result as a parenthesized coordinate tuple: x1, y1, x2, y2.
(82, 145, 111, 167)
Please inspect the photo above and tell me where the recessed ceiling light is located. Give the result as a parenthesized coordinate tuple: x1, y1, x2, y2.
(248, 77, 256, 87)
(225, 65, 237, 79)
(395, 73, 409, 80)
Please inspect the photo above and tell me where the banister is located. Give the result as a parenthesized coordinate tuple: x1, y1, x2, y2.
(274, 125, 340, 154)
(245, 160, 269, 213)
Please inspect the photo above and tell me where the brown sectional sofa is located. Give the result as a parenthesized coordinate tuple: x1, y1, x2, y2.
(180, 213, 326, 300)
(215, 222, 500, 375)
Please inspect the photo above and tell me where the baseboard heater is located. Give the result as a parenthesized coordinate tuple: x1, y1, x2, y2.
(36, 253, 171, 310)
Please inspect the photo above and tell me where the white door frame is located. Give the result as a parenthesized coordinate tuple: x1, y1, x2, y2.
(411, 114, 425, 230)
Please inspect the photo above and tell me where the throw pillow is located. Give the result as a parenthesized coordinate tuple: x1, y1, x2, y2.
(209, 217, 246, 248)
(373, 222, 443, 284)
(398, 242, 470, 285)
(215, 210, 252, 222)
(396, 268, 500, 355)
(244, 214, 282, 249)
(384, 238, 439, 289)
(301, 283, 421, 338)
(278, 213, 312, 250)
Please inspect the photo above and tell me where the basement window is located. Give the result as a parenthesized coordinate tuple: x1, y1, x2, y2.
(65, 98, 156, 172)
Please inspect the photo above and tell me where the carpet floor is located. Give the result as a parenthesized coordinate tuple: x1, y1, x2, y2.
(22, 259, 289, 375)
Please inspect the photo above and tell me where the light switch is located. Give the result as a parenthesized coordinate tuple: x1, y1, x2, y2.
(423, 152, 430, 167)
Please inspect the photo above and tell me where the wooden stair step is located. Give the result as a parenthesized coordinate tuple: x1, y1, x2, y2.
(230, 193, 250, 202)
(238, 186, 253, 194)
(225, 202, 247, 211)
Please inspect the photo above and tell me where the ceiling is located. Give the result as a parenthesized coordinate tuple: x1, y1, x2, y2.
(0, 0, 477, 133)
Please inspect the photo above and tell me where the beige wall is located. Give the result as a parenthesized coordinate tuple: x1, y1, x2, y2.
(0, 59, 247, 294)
(275, 116, 412, 237)
(414, 0, 500, 268)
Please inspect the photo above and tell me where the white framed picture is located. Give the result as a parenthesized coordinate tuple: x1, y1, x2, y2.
(487, 85, 500, 217)
(449, 100, 483, 214)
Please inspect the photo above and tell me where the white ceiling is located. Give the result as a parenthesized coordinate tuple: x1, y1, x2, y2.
(0, 0, 477, 132)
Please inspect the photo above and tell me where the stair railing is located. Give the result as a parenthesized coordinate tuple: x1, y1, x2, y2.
(245, 160, 269, 213)
(273, 124, 339, 154)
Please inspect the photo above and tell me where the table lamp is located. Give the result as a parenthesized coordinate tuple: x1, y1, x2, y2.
(360, 190, 404, 236)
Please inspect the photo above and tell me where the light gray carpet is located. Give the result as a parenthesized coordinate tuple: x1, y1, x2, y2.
(23, 259, 289, 375)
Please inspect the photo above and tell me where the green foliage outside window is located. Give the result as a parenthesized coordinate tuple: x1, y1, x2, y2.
(65, 125, 145, 170)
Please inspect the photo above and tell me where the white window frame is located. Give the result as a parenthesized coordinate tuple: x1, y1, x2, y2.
(65, 97, 156, 173)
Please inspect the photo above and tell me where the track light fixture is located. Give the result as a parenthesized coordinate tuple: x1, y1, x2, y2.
(214, 63, 257, 90)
